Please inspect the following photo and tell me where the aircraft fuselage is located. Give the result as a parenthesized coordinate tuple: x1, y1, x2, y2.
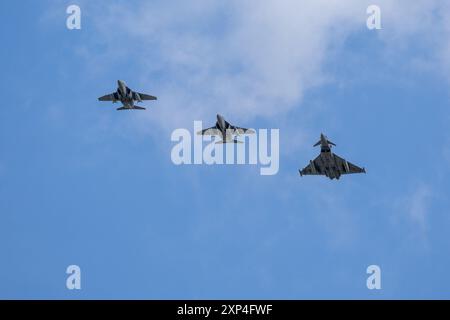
(318, 150, 341, 180)
(116, 80, 134, 108)
(216, 114, 230, 139)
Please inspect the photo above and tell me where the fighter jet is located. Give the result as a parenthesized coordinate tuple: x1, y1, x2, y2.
(197, 114, 255, 144)
(98, 80, 157, 110)
(299, 133, 366, 180)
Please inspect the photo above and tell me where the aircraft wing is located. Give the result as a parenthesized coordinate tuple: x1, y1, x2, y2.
(299, 155, 323, 176)
(137, 92, 157, 100)
(98, 93, 118, 102)
(197, 127, 221, 136)
(334, 154, 366, 174)
(233, 126, 255, 134)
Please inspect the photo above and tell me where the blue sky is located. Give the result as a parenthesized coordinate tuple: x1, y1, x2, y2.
(1, 0, 450, 299)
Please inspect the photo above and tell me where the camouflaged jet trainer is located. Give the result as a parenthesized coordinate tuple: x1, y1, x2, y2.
(299, 134, 366, 180)
(197, 114, 255, 144)
(98, 80, 157, 110)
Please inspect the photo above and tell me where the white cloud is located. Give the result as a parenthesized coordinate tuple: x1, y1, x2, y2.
(393, 184, 433, 244)
(80, 1, 365, 127)
(69, 0, 450, 147)
(375, 1, 450, 79)
(407, 185, 432, 229)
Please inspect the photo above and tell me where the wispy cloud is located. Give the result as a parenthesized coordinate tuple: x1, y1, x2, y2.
(407, 185, 432, 231)
(393, 184, 433, 245)
(75, 1, 365, 126)
(57, 0, 450, 154)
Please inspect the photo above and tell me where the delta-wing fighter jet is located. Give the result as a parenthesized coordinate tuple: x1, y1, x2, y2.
(197, 114, 255, 144)
(98, 80, 157, 110)
(299, 133, 366, 180)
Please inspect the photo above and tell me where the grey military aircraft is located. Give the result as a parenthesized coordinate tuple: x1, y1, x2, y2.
(98, 80, 157, 110)
(197, 114, 255, 144)
(299, 133, 366, 180)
